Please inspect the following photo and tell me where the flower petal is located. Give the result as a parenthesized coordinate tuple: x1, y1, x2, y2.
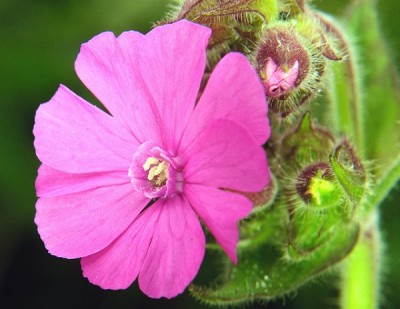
(36, 165, 129, 198)
(35, 183, 149, 259)
(75, 30, 162, 144)
(81, 201, 160, 290)
(180, 52, 269, 150)
(33, 85, 136, 173)
(182, 119, 270, 192)
(81, 195, 205, 298)
(139, 195, 205, 299)
(139, 20, 211, 150)
(185, 184, 252, 263)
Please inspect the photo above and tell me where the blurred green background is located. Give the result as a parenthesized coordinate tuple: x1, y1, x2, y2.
(0, 0, 398, 308)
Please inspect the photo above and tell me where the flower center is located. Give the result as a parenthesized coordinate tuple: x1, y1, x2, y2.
(129, 142, 183, 199)
(143, 157, 169, 187)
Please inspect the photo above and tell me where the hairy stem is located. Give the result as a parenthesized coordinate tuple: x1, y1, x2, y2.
(340, 212, 381, 309)
(346, 0, 400, 170)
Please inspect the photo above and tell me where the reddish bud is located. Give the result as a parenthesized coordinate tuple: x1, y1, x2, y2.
(256, 26, 310, 97)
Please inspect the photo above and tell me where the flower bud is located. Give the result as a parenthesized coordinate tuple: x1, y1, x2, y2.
(174, 0, 278, 25)
(279, 113, 335, 165)
(254, 21, 325, 118)
(295, 162, 340, 208)
(274, 115, 367, 259)
(166, 0, 280, 68)
(256, 25, 309, 93)
(263, 54, 300, 99)
(287, 159, 357, 258)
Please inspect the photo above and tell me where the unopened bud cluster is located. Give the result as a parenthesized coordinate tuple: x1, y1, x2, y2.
(273, 113, 366, 257)
(168, 0, 346, 120)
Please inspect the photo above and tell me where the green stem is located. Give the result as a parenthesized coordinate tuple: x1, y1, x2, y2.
(341, 212, 381, 309)
(346, 0, 400, 170)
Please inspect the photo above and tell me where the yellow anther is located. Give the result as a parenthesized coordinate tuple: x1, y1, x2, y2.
(143, 157, 169, 187)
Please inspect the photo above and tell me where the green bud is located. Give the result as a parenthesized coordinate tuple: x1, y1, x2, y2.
(174, 0, 279, 24)
(285, 139, 366, 259)
(270, 114, 367, 259)
(296, 163, 341, 208)
(279, 112, 335, 165)
(288, 162, 346, 257)
(167, 0, 280, 67)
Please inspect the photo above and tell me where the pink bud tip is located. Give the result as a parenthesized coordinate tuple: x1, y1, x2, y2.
(264, 58, 299, 98)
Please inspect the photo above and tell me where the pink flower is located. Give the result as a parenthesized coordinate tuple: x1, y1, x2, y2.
(33, 20, 270, 298)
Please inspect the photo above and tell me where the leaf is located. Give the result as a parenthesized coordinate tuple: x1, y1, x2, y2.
(191, 222, 359, 306)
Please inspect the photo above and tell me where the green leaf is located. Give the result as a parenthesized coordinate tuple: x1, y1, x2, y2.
(191, 222, 359, 306)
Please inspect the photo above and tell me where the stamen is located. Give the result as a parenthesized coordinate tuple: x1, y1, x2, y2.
(143, 157, 160, 171)
(129, 141, 183, 198)
(143, 157, 169, 187)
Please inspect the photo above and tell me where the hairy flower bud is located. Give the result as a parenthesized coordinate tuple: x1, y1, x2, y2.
(271, 114, 367, 259)
(167, 0, 280, 67)
(256, 25, 309, 91)
(287, 162, 349, 258)
(254, 21, 326, 118)
(279, 113, 335, 165)
(295, 162, 340, 207)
